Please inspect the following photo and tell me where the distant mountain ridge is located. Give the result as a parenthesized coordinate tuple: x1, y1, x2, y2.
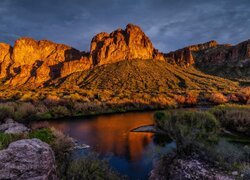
(0, 23, 249, 87)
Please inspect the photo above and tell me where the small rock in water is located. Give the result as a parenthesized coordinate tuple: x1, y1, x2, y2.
(232, 171, 238, 176)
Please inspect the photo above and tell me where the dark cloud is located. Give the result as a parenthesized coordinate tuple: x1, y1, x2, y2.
(0, 0, 249, 52)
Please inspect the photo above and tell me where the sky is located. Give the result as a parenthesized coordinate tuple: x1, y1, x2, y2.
(0, 0, 250, 52)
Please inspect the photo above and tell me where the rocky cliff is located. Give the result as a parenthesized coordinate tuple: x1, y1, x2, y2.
(165, 40, 250, 79)
(0, 38, 91, 86)
(165, 40, 218, 66)
(90, 24, 164, 65)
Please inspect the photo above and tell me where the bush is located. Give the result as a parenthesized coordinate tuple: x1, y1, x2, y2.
(154, 111, 220, 153)
(14, 102, 37, 122)
(49, 128, 75, 178)
(209, 93, 228, 104)
(28, 128, 54, 144)
(210, 104, 250, 135)
(50, 106, 71, 118)
(66, 153, 122, 180)
(154, 111, 171, 129)
(236, 87, 250, 104)
(0, 105, 14, 122)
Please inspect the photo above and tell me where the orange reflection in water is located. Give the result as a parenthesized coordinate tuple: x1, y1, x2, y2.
(48, 112, 155, 161)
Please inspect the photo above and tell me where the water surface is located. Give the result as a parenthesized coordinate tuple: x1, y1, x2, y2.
(34, 111, 176, 179)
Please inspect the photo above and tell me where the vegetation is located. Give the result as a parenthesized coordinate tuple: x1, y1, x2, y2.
(154, 107, 250, 178)
(154, 111, 219, 153)
(0, 59, 243, 122)
(0, 133, 24, 150)
(65, 153, 123, 180)
(210, 104, 250, 135)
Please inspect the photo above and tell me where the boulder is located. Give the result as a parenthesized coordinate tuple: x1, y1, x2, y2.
(0, 139, 57, 180)
(0, 119, 30, 134)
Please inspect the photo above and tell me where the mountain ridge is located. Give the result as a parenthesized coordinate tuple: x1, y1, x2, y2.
(0, 24, 249, 88)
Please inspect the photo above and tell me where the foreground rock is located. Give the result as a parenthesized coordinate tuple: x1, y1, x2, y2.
(0, 138, 57, 180)
(150, 154, 233, 180)
(0, 119, 30, 134)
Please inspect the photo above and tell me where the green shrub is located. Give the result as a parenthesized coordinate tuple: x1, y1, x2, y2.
(66, 153, 122, 180)
(210, 104, 250, 135)
(0, 133, 23, 150)
(154, 111, 220, 153)
(28, 128, 54, 144)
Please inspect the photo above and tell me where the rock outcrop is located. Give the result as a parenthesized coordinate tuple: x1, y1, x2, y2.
(90, 24, 164, 65)
(0, 118, 30, 134)
(165, 40, 250, 78)
(165, 40, 218, 66)
(0, 138, 57, 180)
(0, 38, 90, 86)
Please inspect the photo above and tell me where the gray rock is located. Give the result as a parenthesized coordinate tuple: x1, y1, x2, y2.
(0, 138, 57, 180)
(0, 120, 30, 134)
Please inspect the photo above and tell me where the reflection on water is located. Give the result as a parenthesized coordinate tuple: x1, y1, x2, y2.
(35, 111, 175, 179)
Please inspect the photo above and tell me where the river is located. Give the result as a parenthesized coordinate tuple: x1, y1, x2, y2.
(33, 111, 178, 179)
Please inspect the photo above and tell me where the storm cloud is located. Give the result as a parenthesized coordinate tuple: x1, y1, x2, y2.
(0, 0, 249, 52)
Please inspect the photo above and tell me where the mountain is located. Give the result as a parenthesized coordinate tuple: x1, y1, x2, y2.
(165, 40, 250, 82)
(0, 23, 247, 90)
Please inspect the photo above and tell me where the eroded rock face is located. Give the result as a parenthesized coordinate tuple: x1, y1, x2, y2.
(0, 43, 13, 79)
(165, 40, 218, 66)
(0, 138, 57, 180)
(90, 24, 164, 65)
(1, 38, 90, 86)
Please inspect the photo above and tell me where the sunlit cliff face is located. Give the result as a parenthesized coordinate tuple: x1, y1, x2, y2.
(48, 112, 154, 161)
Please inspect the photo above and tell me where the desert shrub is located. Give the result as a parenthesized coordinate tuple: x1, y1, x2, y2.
(210, 104, 250, 135)
(204, 140, 250, 171)
(28, 128, 54, 144)
(185, 92, 198, 105)
(154, 111, 171, 129)
(236, 87, 250, 104)
(49, 128, 75, 178)
(20, 92, 34, 102)
(0, 105, 14, 122)
(66, 153, 122, 180)
(50, 106, 71, 118)
(209, 93, 228, 104)
(154, 111, 220, 153)
(14, 102, 37, 122)
(174, 95, 185, 104)
(44, 95, 61, 106)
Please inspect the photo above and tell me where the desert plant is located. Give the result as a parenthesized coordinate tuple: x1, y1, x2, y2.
(0, 105, 14, 122)
(14, 102, 37, 122)
(209, 93, 228, 104)
(210, 104, 250, 135)
(66, 153, 122, 180)
(154, 111, 220, 154)
(50, 106, 71, 118)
